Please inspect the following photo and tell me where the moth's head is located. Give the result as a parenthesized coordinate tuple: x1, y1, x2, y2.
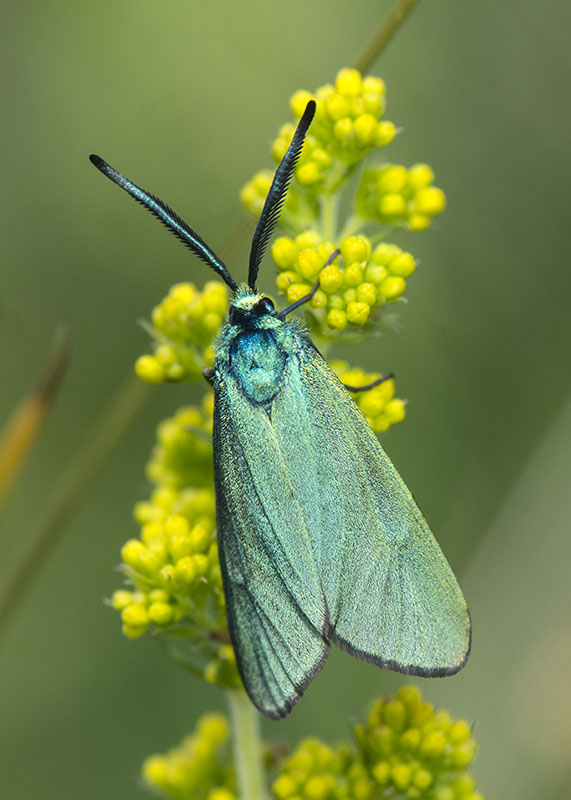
(229, 287, 278, 328)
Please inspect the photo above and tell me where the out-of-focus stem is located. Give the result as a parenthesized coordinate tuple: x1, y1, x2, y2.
(0, 373, 149, 638)
(353, 0, 422, 74)
(0, 327, 70, 513)
(226, 689, 265, 800)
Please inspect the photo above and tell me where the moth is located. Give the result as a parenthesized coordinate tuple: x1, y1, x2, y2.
(91, 100, 470, 719)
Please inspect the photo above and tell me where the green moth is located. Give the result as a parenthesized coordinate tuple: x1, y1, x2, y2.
(90, 100, 470, 719)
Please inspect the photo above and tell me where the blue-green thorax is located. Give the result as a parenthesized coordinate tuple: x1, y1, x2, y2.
(215, 284, 306, 408)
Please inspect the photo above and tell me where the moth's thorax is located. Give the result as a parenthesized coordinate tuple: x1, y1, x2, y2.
(214, 285, 306, 406)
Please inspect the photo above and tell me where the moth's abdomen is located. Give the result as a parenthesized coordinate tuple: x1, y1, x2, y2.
(229, 329, 287, 405)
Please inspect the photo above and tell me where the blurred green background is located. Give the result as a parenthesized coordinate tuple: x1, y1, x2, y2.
(1, 0, 570, 798)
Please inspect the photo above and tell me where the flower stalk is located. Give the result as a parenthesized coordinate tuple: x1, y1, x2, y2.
(226, 689, 265, 800)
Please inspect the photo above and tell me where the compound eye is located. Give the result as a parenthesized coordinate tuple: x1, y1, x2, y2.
(254, 297, 275, 315)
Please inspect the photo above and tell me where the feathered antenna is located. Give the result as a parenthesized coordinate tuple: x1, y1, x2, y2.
(247, 100, 316, 290)
(89, 154, 238, 292)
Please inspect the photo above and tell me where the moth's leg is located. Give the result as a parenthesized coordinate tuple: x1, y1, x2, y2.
(202, 366, 215, 386)
(343, 372, 394, 393)
(280, 248, 340, 317)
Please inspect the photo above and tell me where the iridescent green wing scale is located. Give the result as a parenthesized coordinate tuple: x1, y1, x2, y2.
(271, 345, 471, 675)
(213, 371, 329, 719)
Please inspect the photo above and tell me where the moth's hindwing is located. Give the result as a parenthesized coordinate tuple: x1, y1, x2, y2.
(271, 346, 471, 675)
(213, 371, 329, 719)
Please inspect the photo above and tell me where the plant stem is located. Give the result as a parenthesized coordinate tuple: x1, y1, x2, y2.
(353, 0, 422, 73)
(0, 372, 149, 638)
(226, 689, 265, 800)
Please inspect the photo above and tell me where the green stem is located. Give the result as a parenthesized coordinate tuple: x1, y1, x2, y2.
(353, 0, 422, 73)
(226, 689, 265, 800)
(0, 372, 149, 638)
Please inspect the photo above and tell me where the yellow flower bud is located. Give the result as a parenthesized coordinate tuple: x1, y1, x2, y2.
(253, 171, 272, 194)
(392, 764, 411, 790)
(328, 294, 344, 309)
(142, 755, 169, 787)
(310, 289, 327, 308)
(122, 603, 149, 628)
(420, 730, 446, 759)
(194, 554, 209, 577)
(385, 399, 406, 423)
(414, 186, 446, 215)
(305, 776, 331, 799)
(380, 276, 406, 299)
(379, 193, 406, 216)
(396, 685, 421, 704)
(413, 769, 433, 789)
(372, 761, 390, 784)
(335, 67, 362, 97)
(326, 93, 352, 120)
(449, 720, 471, 744)
(378, 166, 408, 193)
(346, 302, 370, 326)
(333, 117, 353, 142)
(173, 556, 197, 587)
(111, 590, 133, 610)
(286, 282, 312, 305)
(356, 282, 377, 306)
(389, 252, 416, 277)
(407, 163, 435, 190)
(312, 148, 332, 168)
(276, 270, 297, 293)
(375, 120, 397, 146)
(408, 213, 431, 231)
(400, 728, 421, 752)
(343, 262, 364, 287)
(208, 789, 236, 800)
(326, 308, 348, 330)
(189, 523, 210, 553)
(451, 740, 477, 767)
(121, 539, 146, 568)
(372, 242, 401, 264)
(354, 114, 378, 145)
(135, 355, 164, 384)
(272, 237, 297, 269)
(272, 773, 297, 799)
(155, 343, 176, 366)
(122, 623, 147, 640)
(148, 601, 174, 625)
(295, 230, 321, 250)
(319, 264, 343, 293)
(202, 281, 227, 313)
(364, 264, 388, 285)
(296, 161, 322, 186)
(350, 97, 366, 117)
(373, 415, 390, 433)
(363, 75, 386, 95)
(239, 182, 259, 211)
(340, 235, 370, 264)
(290, 89, 314, 118)
(297, 248, 324, 280)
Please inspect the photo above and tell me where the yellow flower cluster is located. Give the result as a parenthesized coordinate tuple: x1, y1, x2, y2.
(240, 67, 395, 215)
(357, 164, 446, 231)
(143, 713, 236, 800)
(273, 686, 483, 800)
(110, 399, 239, 689)
(272, 232, 416, 330)
(136, 281, 228, 384)
(330, 361, 406, 434)
(356, 686, 481, 799)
